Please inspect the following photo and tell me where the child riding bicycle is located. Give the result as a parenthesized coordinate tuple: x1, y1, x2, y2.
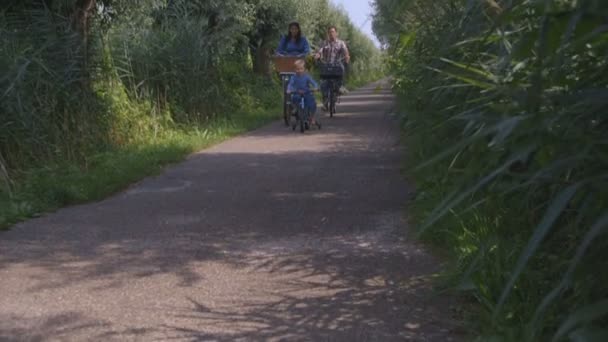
(286, 59, 320, 126)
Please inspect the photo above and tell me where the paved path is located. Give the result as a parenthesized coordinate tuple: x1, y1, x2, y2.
(0, 81, 461, 341)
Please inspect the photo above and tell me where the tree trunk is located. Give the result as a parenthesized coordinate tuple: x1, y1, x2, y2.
(483, 0, 503, 17)
(0, 151, 12, 198)
(71, 0, 97, 80)
(252, 43, 272, 76)
(72, 0, 96, 34)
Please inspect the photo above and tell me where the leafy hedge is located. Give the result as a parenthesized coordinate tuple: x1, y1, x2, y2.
(372, 0, 608, 340)
(0, 0, 384, 228)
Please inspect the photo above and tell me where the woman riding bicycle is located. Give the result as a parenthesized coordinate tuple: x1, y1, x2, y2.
(273, 22, 312, 126)
(314, 25, 350, 111)
(276, 22, 311, 56)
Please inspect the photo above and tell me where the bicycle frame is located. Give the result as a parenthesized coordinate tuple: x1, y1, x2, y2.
(321, 78, 340, 117)
(316, 58, 345, 118)
(291, 92, 314, 133)
(280, 72, 295, 126)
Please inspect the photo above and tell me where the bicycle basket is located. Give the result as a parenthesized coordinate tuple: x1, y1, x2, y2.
(272, 56, 300, 73)
(318, 63, 344, 78)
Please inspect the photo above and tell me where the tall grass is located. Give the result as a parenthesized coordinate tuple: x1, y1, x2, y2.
(0, 1, 385, 229)
(0, 2, 279, 229)
(0, 6, 110, 171)
(373, 0, 607, 340)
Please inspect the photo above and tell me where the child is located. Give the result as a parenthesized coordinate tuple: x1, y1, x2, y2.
(287, 59, 320, 125)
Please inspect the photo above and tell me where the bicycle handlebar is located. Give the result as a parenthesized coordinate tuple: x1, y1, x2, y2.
(274, 53, 309, 58)
(315, 57, 347, 65)
(287, 88, 319, 94)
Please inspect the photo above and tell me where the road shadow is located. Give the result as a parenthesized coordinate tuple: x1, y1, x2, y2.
(0, 80, 464, 341)
(0, 148, 409, 289)
(157, 238, 462, 341)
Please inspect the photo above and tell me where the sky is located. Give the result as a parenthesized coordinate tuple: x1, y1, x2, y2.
(331, 0, 380, 47)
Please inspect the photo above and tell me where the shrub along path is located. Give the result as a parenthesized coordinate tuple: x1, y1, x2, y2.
(0, 80, 462, 341)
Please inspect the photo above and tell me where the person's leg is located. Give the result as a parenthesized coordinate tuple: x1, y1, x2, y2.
(290, 93, 301, 116)
(305, 93, 317, 122)
(320, 79, 329, 110)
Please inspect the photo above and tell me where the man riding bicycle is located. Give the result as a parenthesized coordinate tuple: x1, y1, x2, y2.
(314, 25, 350, 111)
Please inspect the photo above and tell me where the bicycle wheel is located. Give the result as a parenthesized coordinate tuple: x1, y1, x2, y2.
(330, 93, 336, 117)
(299, 116, 305, 133)
(283, 103, 290, 126)
(294, 105, 302, 133)
(331, 81, 340, 116)
(305, 109, 311, 130)
(292, 106, 298, 131)
(282, 81, 290, 126)
(328, 87, 333, 118)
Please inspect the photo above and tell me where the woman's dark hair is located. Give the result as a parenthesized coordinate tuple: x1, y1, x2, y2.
(282, 21, 302, 50)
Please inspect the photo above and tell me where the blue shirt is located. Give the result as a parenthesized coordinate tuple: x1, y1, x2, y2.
(276, 36, 311, 56)
(287, 73, 319, 94)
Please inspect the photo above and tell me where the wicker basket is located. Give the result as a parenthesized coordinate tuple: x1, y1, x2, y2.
(318, 62, 344, 78)
(272, 56, 301, 73)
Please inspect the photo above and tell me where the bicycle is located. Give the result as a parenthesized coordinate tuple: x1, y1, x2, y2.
(291, 91, 321, 133)
(317, 58, 345, 118)
(272, 55, 305, 126)
(324, 77, 340, 118)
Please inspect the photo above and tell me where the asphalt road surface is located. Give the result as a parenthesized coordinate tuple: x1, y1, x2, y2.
(0, 80, 462, 341)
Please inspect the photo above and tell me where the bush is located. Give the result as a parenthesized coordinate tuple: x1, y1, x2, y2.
(373, 0, 608, 340)
(0, 0, 384, 228)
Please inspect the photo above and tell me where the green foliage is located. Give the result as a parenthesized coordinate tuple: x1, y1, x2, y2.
(0, 0, 384, 228)
(0, 105, 278, 230)
(0, 5, 110, 169)
(374, 0, 608, 340)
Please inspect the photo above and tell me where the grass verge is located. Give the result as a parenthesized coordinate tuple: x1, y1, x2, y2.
(0, 106, 278, 230)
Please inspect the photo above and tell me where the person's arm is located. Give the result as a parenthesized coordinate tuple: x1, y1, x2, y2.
(276, 36, 286, 55)
(314, 41, 325, 60)
(308, 75, 319, 91)
(302, 37, 311, 55)
(286, 76, 296, 94)
(342, 41, 351, 64)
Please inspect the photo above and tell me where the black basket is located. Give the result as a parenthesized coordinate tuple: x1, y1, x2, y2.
(318, 63, 344, 78)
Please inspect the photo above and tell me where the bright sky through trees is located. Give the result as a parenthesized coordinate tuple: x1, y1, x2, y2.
(332, 0, 380, 46)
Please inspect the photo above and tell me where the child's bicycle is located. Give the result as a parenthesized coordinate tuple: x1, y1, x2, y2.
(292, 91, 321, 133)
(271, 55, 302, 126)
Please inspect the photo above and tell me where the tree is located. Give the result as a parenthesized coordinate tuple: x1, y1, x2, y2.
(246, 0, 296, 75)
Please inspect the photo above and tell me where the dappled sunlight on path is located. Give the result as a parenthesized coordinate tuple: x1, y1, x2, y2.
(0, 80, 463, 341)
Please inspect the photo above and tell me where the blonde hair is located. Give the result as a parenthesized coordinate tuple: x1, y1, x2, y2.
(294, 59, 306, 69)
